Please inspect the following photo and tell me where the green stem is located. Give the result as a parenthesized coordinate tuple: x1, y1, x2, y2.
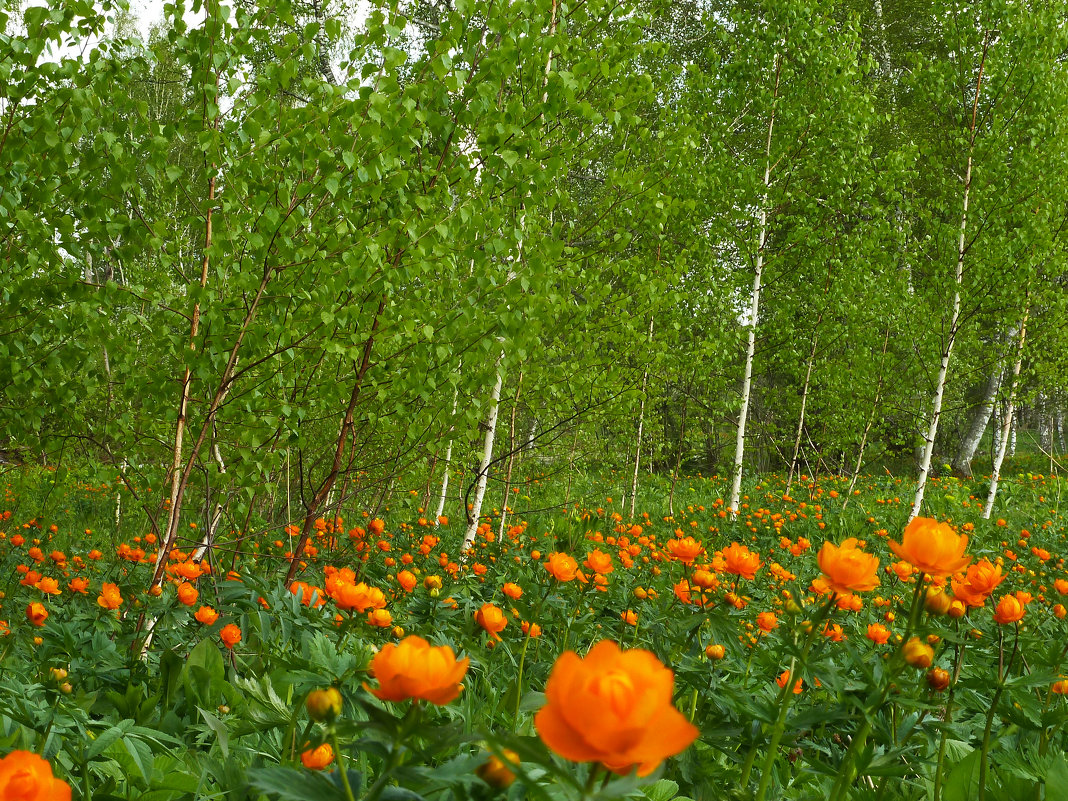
(978, 626, 1018, 801)
(330, 728, 357, 801)
(514, 585, 554, 728)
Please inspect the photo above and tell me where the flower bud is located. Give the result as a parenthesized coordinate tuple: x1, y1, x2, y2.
(705, 644, 725, 660)
(476, 750, 520, 788)
(924, 588, 951, 615)
(306, 687, 343, 722)
(903, 637, 934, 669)
(927, 667, 950, 691)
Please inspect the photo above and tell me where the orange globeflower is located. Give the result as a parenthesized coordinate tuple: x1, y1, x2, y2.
(26, 602, 48, 627)
(866, 623, 891, 644)
(1055, 579, 1068, 596)
(817, 538, 880, 593)
(721, 542, 762, 580)
(535, 640, 698, 777)
(475, 603, 508, 641)
(68, 577, 89, 595)
(665, 536, 704, 565)
(584, 549, 614, 575)
(756, 612, 778, 632)
(367, 608, 393, 628)
(397, 570, 418, 593)
(621, 610, 638, 626)
(97, 583, 122, 610)
(545, 552, 579, 582)
(366, 635, 469, 704)
(220, 623, 242, 649)
(0, 750, 71, 800)
(888, 517, 971, 577)
(951, 558, 1005, 608)
(502, 582, 523, 600)
(776, 670, 804, 694)
(35, 577, 61, 596)
(177, 582, 199, 606)
(993, 594, 1025, 625)
(300, 743, 335, 770)
(195, 606, 219, 625)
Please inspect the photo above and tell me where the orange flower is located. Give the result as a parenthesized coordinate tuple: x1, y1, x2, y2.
(817, 538, 880, 593)
(331, 582, 387, 612)
(26, 602, 48, 627)
(888, 517, 971, 577)
(535, 640, 698, 776)
(584, 549, 614, 575)
(174, 561, 203, 580)
(68, 577, 89, 595)
(475, 603, 507, 641)
(35, 577, 61, 596)
(521, 620, 542, 638)
(290, 581, 327, 607)
(397, 570, 418, 593)
(950, 558, 1005, 608)
(177, 582, 199, 606)
(544, 552, 579, 582)
(195, 606, 219, 625)
(993, 594, 1025, 625)
(503, 582, 523, 600)
(220, 623, 242, 649)
(621, 610, 638, 626)
(1055, 579, 1068, 595)
(665, 536, 704, 564)
(97, 582, 122, 610)
(367, 608, 393, 628)
(903, 637, 934, 668)
(756, 612, 778, 632)
(720, 542, 762, 580)
(366, 635, 469, 704)
(300, 743, 335, 769)
(866, 623, 891, 644)
(0, 750, 71, 800)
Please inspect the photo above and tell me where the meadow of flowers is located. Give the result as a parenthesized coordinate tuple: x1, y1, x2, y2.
(2, 468, 1068, 800)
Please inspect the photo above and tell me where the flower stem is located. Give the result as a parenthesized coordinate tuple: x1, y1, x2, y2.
(330, 728, 357, 801)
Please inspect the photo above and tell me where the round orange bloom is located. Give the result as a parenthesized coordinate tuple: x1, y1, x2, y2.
(544, 552, 579, 582)
(903, 637, 934, 668)
(300, 743, 334, 770)
(521, 620, 542, 638)
(35, 577, 61, 596)
(888, 517, 971, 577)
(195, 606, 219, 625)
(475, 603, 507, 641)
(535, 640, 698, 776)
(866, 623, 891, 644)
(817, 538, 880, 593)
(503, 582, 523, 600)
(950, 558, 1005, 608)
(993, 594, 1025, 625)
(367, 608, 393, 628)
(177, 582, 199, 606)
(720, 542, 762, 580)
(397, 570, 418, 593)
(68, 577, 89, 595)
(0, 750, 71, 800)
(96, 582, 122, 610)
(175, 561, 203, 580)
(584, 549, 614, 575)
(705, 644, 725, 660)
(776, 670, 804, 694)
(26, 602, 48, 627)
(1055, 579, 1068, 596)
(367, 635, 469, 704)
(476, 749, 520, 789)
(1053, 678, 1068, 695)
(220, 623, 242, 649)
(665, 536, 704, 564)
(621, 610, 638, 626)
(332, 582, 387, 612)
(756, 611, 778, 632)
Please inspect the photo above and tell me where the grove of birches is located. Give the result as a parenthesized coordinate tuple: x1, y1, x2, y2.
(6, 1, 1068, 800)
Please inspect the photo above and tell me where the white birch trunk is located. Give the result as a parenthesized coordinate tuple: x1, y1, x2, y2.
(434, 383, 459, 523)
(497, 372, 523, 540)
(952, 366, 1001, 477)
(910, 37, 991, 521)
(462, 351, 504, 552)
(729, 56, 781, 518)
(629, 317, 654, 520)
(786, 328, 819, 496)
(983, 305, 1028, 519)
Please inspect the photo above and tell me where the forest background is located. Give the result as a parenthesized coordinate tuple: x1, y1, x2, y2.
(4, 0, 1068, 564)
